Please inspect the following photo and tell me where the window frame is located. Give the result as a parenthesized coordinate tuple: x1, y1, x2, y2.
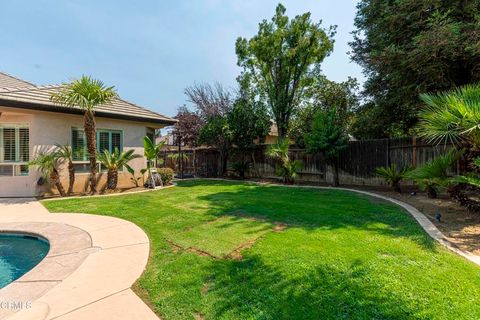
(70, 127, 124, 174)
(0, 123, 30, 177)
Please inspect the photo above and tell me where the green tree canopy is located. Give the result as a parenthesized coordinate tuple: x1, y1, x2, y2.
(350, 0, 480, 138)
(291, 76, 359, 146)
(236, 3, 335, 139)
(304, 108, 349, 186)
(228, 97, 271, 153)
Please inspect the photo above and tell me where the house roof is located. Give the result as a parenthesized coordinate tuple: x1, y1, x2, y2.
(0, 72, 176, 125)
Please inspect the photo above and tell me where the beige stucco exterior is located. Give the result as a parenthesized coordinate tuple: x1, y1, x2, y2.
(0, 106, 165, 197)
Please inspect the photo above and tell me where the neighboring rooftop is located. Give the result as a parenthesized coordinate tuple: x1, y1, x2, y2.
(0, 72, 176, 125)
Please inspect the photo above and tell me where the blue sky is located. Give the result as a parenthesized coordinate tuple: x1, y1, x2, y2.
(0, 1, 363, 118)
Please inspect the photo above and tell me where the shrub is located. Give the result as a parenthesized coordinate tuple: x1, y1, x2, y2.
(229, 161, 251, 179)
(158, 167, 174, 185)
(375, 164, 412, 193)
(406, 150, 461, 198)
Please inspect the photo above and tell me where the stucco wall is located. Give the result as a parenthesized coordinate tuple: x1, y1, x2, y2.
(0, 106, 162, 197)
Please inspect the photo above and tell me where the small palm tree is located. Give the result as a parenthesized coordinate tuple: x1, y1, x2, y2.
(406, 150, 461, 198)
(97, 148, 141, 190)
(167, 152, 189, 172)
(55, 144, 75, 194)
(29, 151, 66, 197)
(143, 136, 166, 187)
(266, 139, 302, 184)
(51, 76, 118, 194)
(375, 164, 413, 193)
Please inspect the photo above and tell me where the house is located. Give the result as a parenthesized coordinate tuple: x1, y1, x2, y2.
(0, 72, 176, 197)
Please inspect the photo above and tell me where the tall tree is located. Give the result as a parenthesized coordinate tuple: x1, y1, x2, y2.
(304, 108, 349, 187)
(51, 76, 118, 194)
(235, 3, 335, 139)
(350, 0, 480, 138)
(291, 76, 359, 146)
(228, 96, 271, 177)
(172, 106, 203, 175)
(185, 83, 233, 175)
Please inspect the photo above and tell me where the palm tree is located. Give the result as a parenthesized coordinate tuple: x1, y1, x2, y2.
(29, 151, 66, 197)
(97, 148, 141, 190)
(418, 85, 480, 210)
(419, 84, 480, 146)
(51, 76, 118, 194)
(55, 144, 75, 194)
(406, 150, 461, 198)
(266, 139, 302, 184)
(375, 164, 413, 193)
(167, 152, 189, 172)
(143, 136, 166, 187)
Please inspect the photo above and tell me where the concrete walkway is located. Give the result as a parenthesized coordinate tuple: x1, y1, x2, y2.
(0, 198, 159, 320)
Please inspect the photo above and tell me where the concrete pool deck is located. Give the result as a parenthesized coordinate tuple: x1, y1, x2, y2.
(0, 198, 159, 320)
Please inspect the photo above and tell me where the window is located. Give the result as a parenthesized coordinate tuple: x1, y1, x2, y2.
(72, 128, 123, 161)
(0, 125, 29, 176)
(71, 128, 123, 172)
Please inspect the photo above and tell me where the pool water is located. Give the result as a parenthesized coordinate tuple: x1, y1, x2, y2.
(0, 233, 49, 288)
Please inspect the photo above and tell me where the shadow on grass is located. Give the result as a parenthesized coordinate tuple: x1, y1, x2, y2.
(176, 181, 438, 252)
(205, 254, 422, 319)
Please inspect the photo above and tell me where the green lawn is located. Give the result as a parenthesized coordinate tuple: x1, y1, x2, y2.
(43, 180, 480, 320)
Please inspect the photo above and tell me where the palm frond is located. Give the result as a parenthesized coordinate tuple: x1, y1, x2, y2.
(50, 75, 118, 112)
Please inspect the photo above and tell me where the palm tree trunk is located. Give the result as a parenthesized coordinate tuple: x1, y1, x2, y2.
(51, 170, 66, 197)
(67, 160, 75, 194)
(107, 169, 118, 190)
(84, 111, 97, 194)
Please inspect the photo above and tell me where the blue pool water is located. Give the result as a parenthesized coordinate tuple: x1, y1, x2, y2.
(0, 233, 49, 288)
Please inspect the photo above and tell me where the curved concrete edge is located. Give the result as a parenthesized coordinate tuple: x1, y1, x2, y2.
(0, 199, 159, 320)
(188, 178, 480, 267)
(41, 184, 176, 202)
(0, 222, 92, 319)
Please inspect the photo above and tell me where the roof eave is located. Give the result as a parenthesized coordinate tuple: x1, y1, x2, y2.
(0, 98, 177, 126)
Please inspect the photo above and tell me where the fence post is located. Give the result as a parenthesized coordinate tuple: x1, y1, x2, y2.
(386, 138, 390, 167)
(412, 136, 417, 167)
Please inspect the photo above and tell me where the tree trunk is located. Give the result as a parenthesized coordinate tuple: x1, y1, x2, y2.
(426, 186, 437, 199)
(392, 181, 401, 193)
(333, 160, 340, 187)
(51, 170, 66, 197)
(251, 151, 260, 178)
(107, 169, 118, 190)
(448, 184, 480, 212)
(84, 111, 97, 194)
(67, 160, 75, 194)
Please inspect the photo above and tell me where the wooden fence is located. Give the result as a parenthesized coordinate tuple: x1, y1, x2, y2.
(160, 137, 457, 186)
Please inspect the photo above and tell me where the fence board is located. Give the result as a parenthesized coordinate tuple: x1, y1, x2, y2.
(160, 137, 459, 186)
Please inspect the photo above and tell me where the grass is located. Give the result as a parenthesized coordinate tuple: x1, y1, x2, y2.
(43, 180, 480, 320)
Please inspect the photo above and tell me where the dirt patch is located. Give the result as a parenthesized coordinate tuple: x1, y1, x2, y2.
(166, 239, 219, 259)
(227, 238, 258, 260)
(339, 185, 480, 256)
(194, 313, 205, 320)
(201, 283, 209, 295)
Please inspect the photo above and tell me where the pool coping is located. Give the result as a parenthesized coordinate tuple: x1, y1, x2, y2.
(0, 199, 159, 320)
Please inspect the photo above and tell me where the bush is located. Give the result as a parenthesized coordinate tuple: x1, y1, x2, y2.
(158, 167, 174, 185)
(375, 164, 412, 193)
(229, 161, 251, 179)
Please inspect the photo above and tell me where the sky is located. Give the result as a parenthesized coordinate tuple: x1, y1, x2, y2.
(0, 0, 363, 119)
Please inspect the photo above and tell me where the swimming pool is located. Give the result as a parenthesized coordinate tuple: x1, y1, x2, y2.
(0, 233, 49, 288)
